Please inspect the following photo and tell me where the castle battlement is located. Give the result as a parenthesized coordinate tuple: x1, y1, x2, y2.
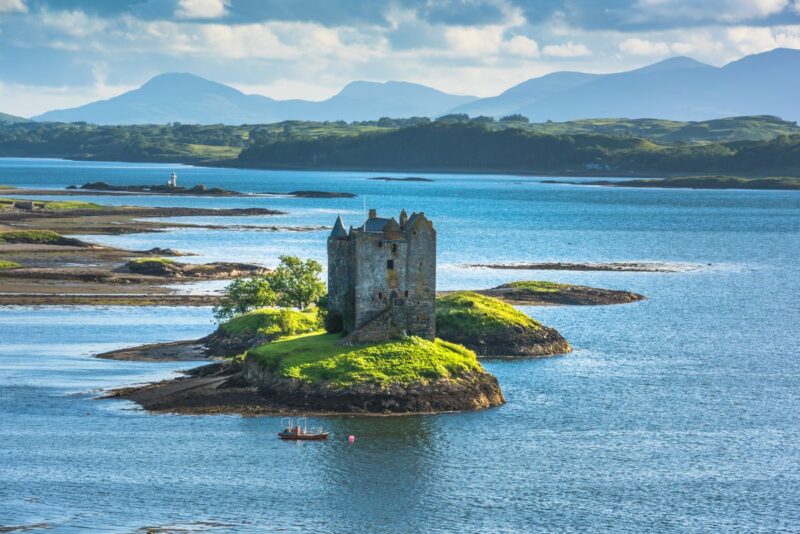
(327, 209, 436, 343)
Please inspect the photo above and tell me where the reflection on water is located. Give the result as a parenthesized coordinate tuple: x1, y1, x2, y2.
(1, 159, 799, 531)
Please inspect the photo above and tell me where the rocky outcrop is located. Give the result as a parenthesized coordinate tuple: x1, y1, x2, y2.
(106, 358, 504, 415)
(124, 259, 267, 279)
(440, 323, 571, 358)
(475, 283, 646, 306)
(239, 357, 504, 413)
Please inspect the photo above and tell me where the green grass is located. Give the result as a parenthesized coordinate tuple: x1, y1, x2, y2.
(129, 257, 175, 265)
(247, 332, 482, 387)
(499, 281, 570, 293)
(0, 185, 16, 189)
(221, 307, 320, 337)
(0, 230, 63, 244)
(41, 200, 103, 211)
(0, 259, 21, 269)
(0, 197, 103, 211)
(436, 291, 542, 335)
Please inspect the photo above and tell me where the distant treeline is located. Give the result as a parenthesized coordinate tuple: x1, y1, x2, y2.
(235, 122, 800, 176)
(0, 117, 799, 176)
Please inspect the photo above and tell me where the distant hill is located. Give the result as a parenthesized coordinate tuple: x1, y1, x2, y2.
(0, 112, 29, 125)
(1, 115, 796, 165)
(234, 122, 800, 176)
(468, 49, 800, 122)
(34, 74, 477, 125)
(519, 115, 800, 143)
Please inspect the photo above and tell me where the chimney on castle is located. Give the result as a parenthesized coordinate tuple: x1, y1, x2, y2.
(368, 208, 377, 219)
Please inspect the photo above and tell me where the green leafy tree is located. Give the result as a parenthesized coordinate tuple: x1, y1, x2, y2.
(269, 255, 326, 310)
(213, 276, 276, 321)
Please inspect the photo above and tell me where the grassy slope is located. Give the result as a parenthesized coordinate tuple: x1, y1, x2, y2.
(436, 291, 543, 336)
(499, 281, 568, 293)
(221, 308, 320, 337)
(519, 116, 799, 143)
(247, 332, 482, 388)
(0, 230, 64, 244)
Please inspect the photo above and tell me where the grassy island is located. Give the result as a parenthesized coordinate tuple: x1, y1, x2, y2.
(436, 291, 571, 357)
(247, 332, 481, 388)
(0, 260, 21, 270)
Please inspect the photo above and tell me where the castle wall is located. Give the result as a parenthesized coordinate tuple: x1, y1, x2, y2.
(327, 237, 355, 332)
(354, 234, 408, 330)
(404, 219, 436, 340)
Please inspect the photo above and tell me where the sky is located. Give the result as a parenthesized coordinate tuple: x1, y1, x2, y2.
(1, 0, 800, 117)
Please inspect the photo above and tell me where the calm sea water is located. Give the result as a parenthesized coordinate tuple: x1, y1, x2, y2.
(1, 158, 799, 532)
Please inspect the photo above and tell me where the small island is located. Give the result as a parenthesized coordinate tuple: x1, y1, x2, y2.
(74, 180, 241, 196)
(107, 211, 507, 414)
(463, 280, 646, 306)
(368, 177, 434, 182)
(262, 190, 357, 198)
(437, 291, 571, 357)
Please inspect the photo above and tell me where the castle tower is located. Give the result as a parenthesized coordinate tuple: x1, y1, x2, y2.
(327, 216, 355, 333)
(326, 209, 436, 343)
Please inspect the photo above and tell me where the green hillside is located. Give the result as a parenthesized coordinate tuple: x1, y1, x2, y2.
(1, 115, 799, 175)
(0, 112, 29, 125)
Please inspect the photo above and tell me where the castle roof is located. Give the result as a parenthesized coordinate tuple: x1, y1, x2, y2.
(363, 217, 394, 233)
(330, 215, 348, 239)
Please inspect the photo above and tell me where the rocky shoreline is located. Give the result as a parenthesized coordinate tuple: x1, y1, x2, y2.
(0, 198, 310, 305)
(104, 358, 504, 416)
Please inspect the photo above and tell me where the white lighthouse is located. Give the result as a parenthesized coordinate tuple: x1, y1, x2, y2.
(167, 172, 177, 188)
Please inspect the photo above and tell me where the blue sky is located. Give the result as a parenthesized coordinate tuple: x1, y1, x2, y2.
(1, 0, 800, 116)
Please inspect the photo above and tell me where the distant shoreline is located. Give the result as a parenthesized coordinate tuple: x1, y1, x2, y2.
(4, 154, 797, 184)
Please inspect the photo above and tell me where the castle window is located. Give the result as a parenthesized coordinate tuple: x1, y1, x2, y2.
(377, 241, 382, 247)
(404, 290, 409, 298)
(387, 259, 394, 270)
(391, 244, 397, 253)
(378, 292, 383, 300)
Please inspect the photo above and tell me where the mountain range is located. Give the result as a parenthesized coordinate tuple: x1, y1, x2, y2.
(34, 77, 478, 125)
(28, 48, 800, 125)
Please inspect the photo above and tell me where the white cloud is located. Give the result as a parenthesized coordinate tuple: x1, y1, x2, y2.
(0, 0, 26, 13)
(617, 35, 725, 57)
(542, 41, 591, 57)
(175, 0, 229, 20)
(726, 24, 800, 53)
(619, 37, 672, 56)
(501, 35, 540, 57)
(39, 9, 108, 38)
(630, 0, 791, 24)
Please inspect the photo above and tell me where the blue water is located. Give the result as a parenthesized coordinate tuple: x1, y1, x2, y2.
(1, 158, 799, 532)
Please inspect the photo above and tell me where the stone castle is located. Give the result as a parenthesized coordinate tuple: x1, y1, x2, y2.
(327, 209, 436, 343)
